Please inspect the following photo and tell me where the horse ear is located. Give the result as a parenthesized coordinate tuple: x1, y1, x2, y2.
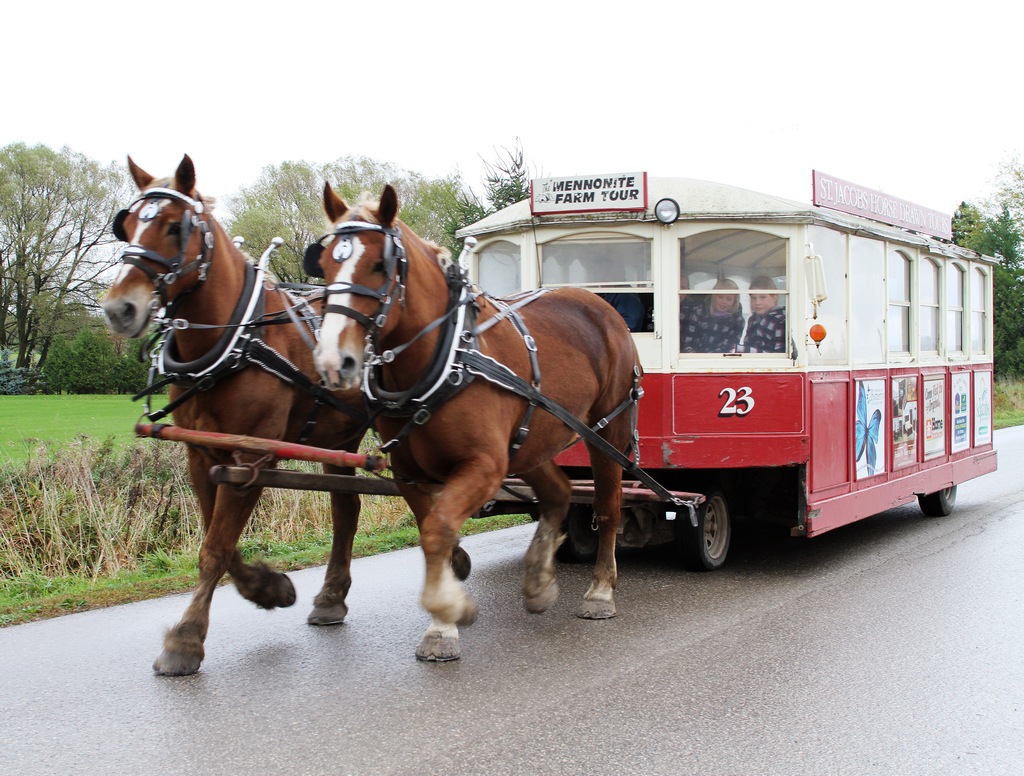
(324, 182, 348, 223)
(378, 184, 399, 227)
(126, 156, 153, 190)
(175, 155, 196, 195)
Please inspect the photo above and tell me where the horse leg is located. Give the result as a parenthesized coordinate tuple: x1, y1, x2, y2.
(578, 443, 625, 620)
(309, 466, 359, 625)
(154, 471, 290, 675)
(404, 464, 499, 662)
(519, 461, 572, 613)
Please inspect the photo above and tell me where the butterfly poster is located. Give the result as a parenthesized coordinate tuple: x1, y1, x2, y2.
(855, 379, 886, 480)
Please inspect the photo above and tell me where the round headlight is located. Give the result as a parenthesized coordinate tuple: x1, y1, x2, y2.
(654, 198, 680, 224)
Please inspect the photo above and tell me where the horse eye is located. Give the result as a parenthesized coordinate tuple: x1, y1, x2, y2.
(372, 261, 385, 273)
(168, 222, 182, 236)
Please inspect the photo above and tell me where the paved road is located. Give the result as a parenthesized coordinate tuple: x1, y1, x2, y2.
(3, 430, 1023, 775)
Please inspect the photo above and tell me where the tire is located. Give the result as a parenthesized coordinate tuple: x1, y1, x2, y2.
(918, 485, 957, 517)
(555, 504, 599, 563)
(676, 490, 731, 571)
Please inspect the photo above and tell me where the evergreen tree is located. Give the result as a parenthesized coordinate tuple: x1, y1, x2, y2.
(0, 348, 26, 394)
(42, 335, 74, 394)
(444, 140, 532, 249)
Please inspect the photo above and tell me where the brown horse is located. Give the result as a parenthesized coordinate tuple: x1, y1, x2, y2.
(101, 155, 370, 675)
(309, 183, 642, 661)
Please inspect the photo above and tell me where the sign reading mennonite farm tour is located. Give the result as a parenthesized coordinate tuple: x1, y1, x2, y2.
(531, 172, 648, 215)
(812, 170, 952, 240)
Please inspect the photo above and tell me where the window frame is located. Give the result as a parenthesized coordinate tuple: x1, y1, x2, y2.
(887, 249, 913, 358)
(945, 260, 966, 358)
(918, 256, 941, 357)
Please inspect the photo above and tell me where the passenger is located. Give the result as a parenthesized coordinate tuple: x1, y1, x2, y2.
(600, 293, 646, 332)
(741, 276, 786, 353)
(680, 278, 744, 353)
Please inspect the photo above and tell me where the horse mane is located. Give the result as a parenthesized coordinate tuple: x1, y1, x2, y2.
(345, 194, 453, 270)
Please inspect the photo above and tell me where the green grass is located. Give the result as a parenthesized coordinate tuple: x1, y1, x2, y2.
(0, 394, 166, 464)
(994, 377, 1024, 429)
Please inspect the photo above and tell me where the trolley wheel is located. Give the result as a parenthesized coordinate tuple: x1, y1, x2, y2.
(676, 490, 731, 571)
(555, 504, 599, 564)
(918, 485, 957, 517)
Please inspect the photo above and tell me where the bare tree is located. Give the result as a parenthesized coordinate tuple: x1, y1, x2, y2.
(0, 143, 131, 369)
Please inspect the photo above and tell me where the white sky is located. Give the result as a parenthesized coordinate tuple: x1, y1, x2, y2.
(3, 0, 1020, 217)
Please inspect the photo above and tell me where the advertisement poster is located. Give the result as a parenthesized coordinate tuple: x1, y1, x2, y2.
(974, 371, 992, 446)
(951, 372, 970, 453)
(855, 379, 886, 480)
(892, 376, 918, 469)
(923, 376, 946, 459)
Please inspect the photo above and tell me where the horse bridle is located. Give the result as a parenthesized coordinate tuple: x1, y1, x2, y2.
(304, 221, 408, 341)
(113, 187, 214, 307)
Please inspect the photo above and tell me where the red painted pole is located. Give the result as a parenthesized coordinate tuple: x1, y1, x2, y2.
(134, 423, 388, 472)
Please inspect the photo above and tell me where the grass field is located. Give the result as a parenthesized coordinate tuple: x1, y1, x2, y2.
(0, 394, 165, 464)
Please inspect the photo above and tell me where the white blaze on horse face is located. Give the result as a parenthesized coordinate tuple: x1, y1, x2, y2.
(315, 235, 366, 385)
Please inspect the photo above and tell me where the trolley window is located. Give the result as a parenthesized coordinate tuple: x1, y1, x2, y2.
(540, 234, 653, 332)
(888, 250, 912, 354)
(946, 262, 965, 355)
(679, 229, 788, 354)
(851, 236, 885, 364)
(919, 258, 940, 354)
(477, 240, 521, 297)
(971, 267, 988, 354)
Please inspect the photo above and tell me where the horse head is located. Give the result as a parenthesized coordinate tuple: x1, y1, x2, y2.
(101, 154, 216, 338)
(309, 183, 417, 391)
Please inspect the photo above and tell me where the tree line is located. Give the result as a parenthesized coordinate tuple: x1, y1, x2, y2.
(3, 139, 1024, 394)
(0, 142, 525, 394)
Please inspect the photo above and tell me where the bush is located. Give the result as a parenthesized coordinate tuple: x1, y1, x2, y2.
(0, 349, 27, 395)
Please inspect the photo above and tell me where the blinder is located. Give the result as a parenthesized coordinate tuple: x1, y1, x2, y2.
(304, 221, 406, 283)
(112, 208, 130, 242)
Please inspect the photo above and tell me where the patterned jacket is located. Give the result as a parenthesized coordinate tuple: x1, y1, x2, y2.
(741, 306, 787, 353)
(681, 302, 744, 353)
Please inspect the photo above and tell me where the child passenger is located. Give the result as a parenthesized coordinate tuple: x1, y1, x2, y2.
(740, 276, 786, 353)
(680, 278, 744, 353)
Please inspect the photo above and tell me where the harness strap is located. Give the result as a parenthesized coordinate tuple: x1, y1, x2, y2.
(460, 349, 682, 507)
(273, 286, 320, 352)
(473, 288, 552, 336)
(324, 302, 378, 330)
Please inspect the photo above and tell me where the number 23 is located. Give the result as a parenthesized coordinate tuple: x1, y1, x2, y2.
(719, 386, 754, 416)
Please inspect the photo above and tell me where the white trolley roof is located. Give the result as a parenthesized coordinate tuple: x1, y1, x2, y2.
(457, 177, 992, 264)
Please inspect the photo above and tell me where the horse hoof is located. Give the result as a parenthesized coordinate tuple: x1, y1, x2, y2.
(153, 650, 202, 676)
(524, 582, 559, 613)
(578, 599, 616, 620)
(238, 565, 296, 610)
(451, 544, 472, 581)
(416, 635, 461, 662)
(307, 602, 348, 626)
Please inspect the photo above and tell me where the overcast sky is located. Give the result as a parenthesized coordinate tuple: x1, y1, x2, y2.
(3, 0, 1019, 217)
